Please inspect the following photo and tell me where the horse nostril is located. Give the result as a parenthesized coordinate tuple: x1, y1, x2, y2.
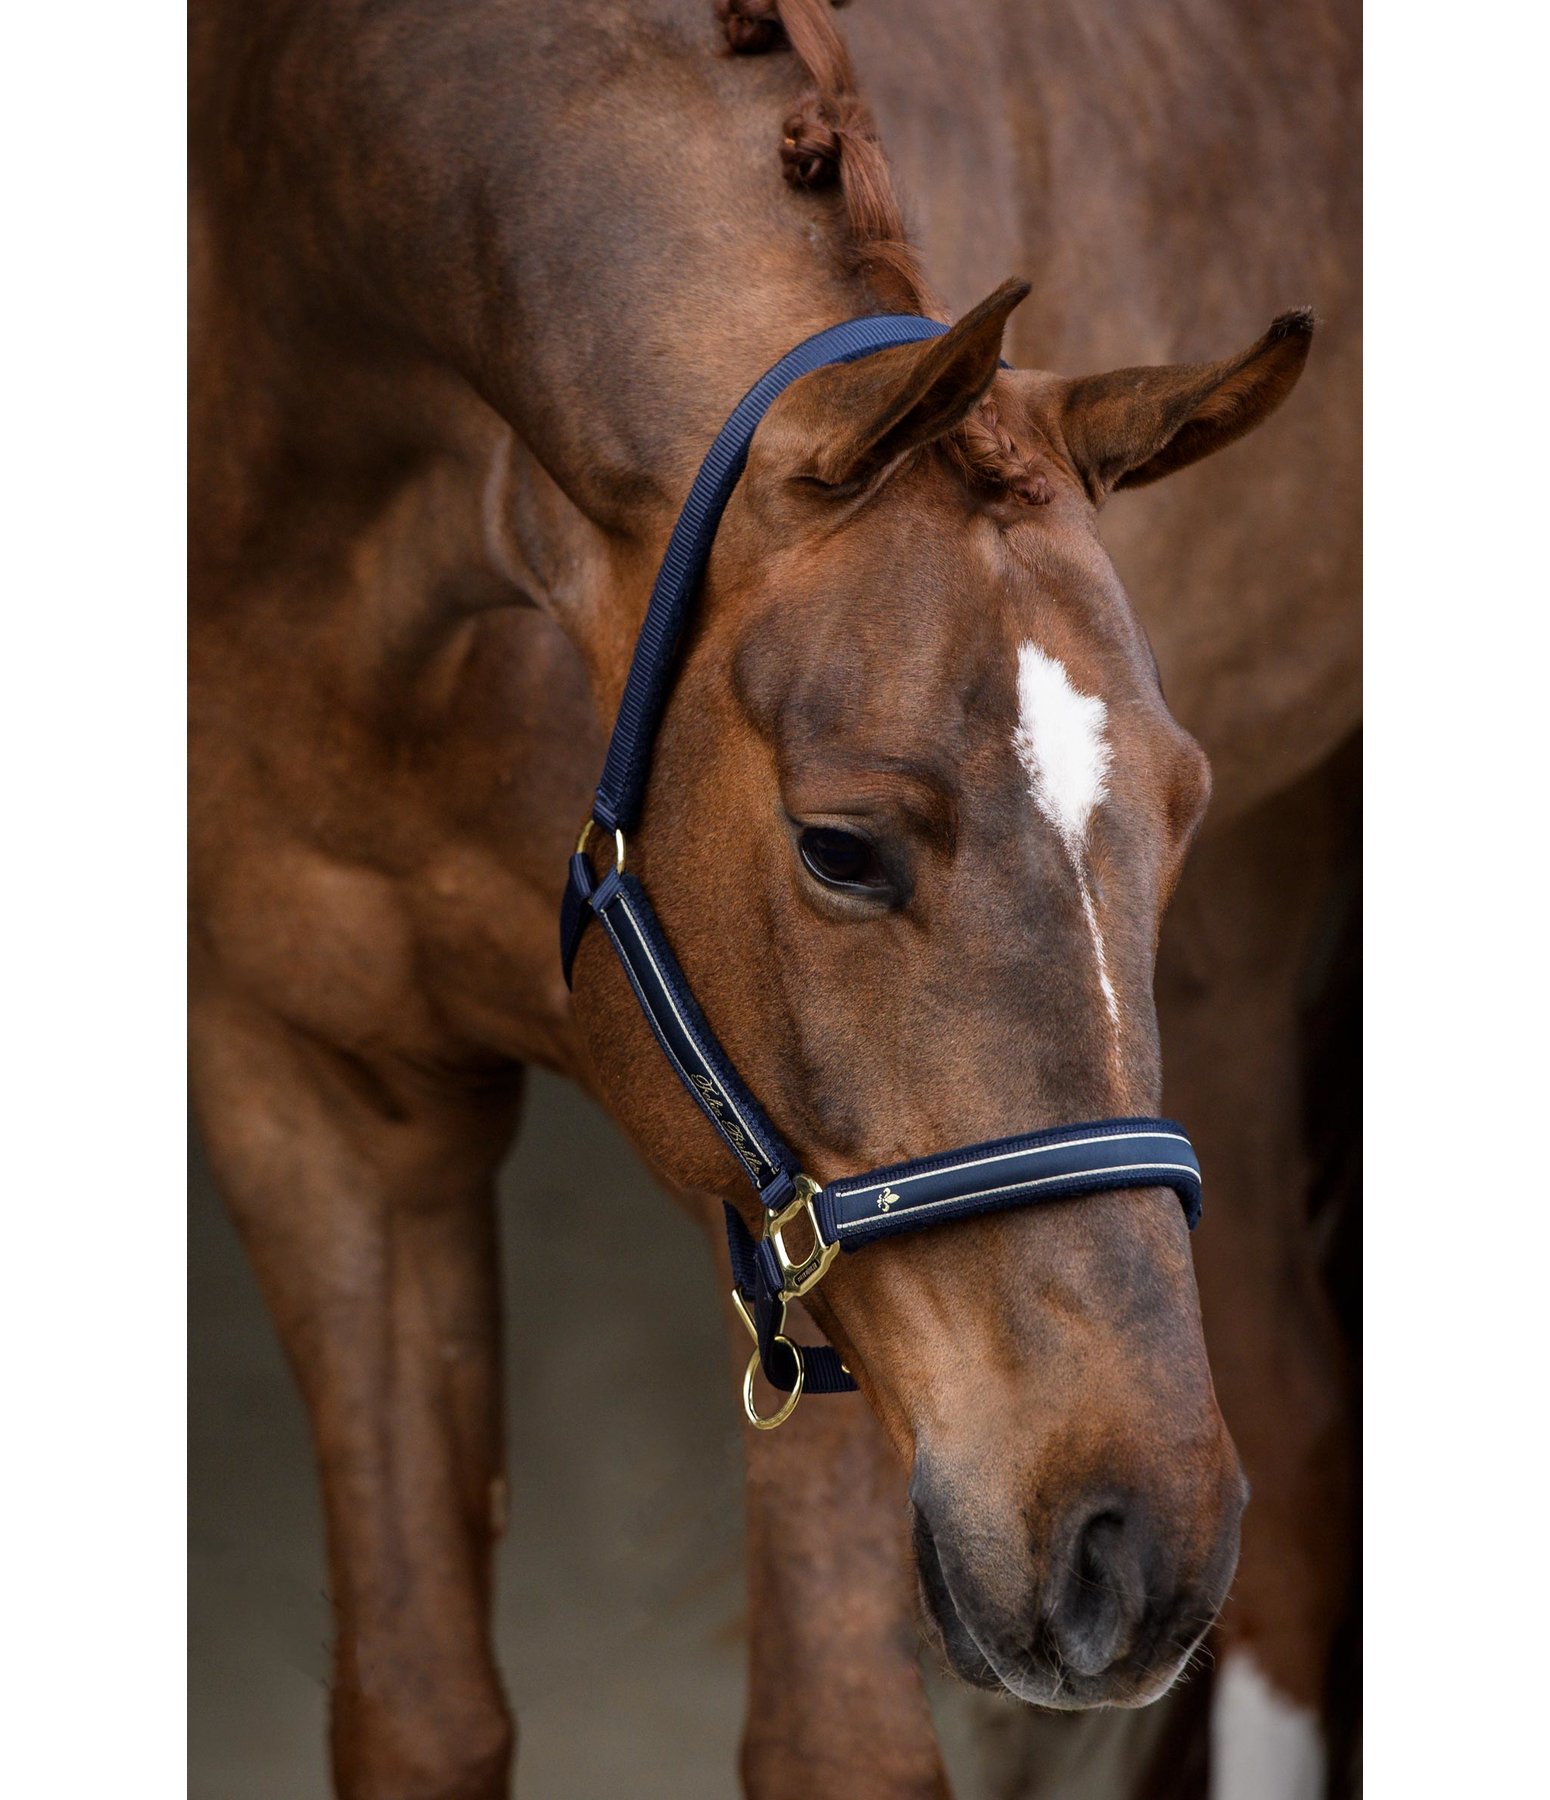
(1046, 1506, 1146, 1679)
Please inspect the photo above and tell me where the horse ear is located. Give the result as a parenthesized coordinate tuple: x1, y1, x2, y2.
(1058, 310, 1315, 502)
(772, 279, 1031, 493)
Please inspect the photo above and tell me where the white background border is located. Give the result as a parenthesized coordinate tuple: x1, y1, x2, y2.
(1364, 1, 1549, 1791)
(3, 2, 187, 1790)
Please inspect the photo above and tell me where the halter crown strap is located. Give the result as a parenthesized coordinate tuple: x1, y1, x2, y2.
(591, 315, 951, 838)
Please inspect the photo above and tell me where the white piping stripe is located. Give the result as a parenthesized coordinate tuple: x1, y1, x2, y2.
(833, 1161, 1201, 1235)
(599, 911, 733, 1147)
(828, 1130, 1191, 1200)
(614, 893, 773, 1172)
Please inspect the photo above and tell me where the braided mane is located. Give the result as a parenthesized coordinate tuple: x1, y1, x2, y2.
(717, 0, 1054, 505)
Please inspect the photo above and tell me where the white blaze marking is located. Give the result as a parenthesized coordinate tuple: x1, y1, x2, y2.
(1012, 643, 1121, 1035)
(1210, 1648, 1326, 1800)
(1077, 881, 1121, 1027)
(1013, 644, 1112, 846)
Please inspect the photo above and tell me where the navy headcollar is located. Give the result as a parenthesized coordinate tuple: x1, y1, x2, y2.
(561, 315, 1201, 1428)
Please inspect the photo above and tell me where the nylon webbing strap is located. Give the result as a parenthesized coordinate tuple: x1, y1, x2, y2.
(816, 1122, 1202, 1247)
(591, 315, 949, 836)
(574, 824, 1201, 1393)
(585, 864, 797, 1200)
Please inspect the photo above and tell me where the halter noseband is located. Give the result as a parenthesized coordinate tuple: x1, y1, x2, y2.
(560, 315, 1202, 1428)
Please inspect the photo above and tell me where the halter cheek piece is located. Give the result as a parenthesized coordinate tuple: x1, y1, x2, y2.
(561, 315, 1202, 1429)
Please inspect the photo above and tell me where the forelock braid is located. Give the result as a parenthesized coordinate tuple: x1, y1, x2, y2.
(945, 393, 1056, 507)
(719, 0, 1055, 506)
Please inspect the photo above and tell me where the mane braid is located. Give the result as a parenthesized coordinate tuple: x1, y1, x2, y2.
(718, 0, 1055, 506)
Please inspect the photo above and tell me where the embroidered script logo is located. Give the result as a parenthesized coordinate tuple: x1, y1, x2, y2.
(689, 1073, 766, 1178)
(877, 1187, 901, 1212)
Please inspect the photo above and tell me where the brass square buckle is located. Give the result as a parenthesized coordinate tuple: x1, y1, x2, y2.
(729, 1175, 837, 1431)
(765, 1174, 839, 1299)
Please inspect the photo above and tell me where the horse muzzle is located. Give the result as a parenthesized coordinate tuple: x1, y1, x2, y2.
(909, 1462, 1245, 1709)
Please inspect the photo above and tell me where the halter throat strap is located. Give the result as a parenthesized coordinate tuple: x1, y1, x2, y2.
(560, 314, 1203, 1427)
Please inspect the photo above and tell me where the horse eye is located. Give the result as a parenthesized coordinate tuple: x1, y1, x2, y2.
(798, 826, 888, 892)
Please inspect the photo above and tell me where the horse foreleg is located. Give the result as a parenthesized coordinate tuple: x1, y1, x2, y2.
(1155, 758, 1357, 1800)
(191, 991, 523, 1800)
(714, 1245, 951, 1800)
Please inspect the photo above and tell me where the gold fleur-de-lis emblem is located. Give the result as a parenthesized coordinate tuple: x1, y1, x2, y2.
(877, 1187, 901, 1212)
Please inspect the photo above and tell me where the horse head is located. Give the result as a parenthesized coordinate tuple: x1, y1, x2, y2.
(572, 280, 1313, 1707)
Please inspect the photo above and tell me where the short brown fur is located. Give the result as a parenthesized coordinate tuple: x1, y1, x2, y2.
(190, 2, 1358, 1795)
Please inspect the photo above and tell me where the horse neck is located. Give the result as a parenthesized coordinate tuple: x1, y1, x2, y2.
(445, 13, 908, 692)
(209, 3, 912, 703)
(491, 202, 872, 693)
(495, 98, 882, 513)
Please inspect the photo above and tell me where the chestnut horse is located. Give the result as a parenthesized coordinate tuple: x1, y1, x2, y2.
(190, 2, 1358, 1797)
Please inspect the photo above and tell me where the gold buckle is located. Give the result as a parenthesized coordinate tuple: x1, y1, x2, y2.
(727, 1176, 836, 1431)
(576, 817, 626, 875)
(765, 1174, 839, 1299)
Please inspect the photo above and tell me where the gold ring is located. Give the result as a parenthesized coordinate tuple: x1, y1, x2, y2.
(742, 1339, 804, 1430)
(575, 818, 626, 875)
